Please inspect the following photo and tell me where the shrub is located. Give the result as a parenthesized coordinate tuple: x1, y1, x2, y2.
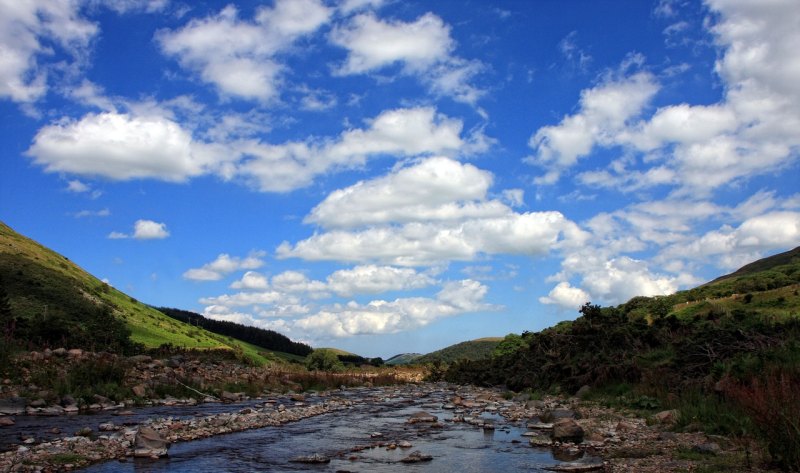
(725, 368, 800, 470)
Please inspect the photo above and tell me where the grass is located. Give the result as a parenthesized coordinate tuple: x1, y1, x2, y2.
(0, 222, 279, 365)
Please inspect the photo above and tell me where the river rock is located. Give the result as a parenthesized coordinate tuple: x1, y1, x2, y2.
(408, 411, 438, 423)
(398, 440, 413, 448)
(0, 398, 27, 415)
(552, 419, 584, 444)
(290, 453, 330, 464)
(543, 461, 604, 472)
(134, 426, 170, 458)
(221, 391, 242, 402)
(38, 405, 65, 416)
(654, 409, 678, 424)
(0, 417, 14, 426)
(529, 434, 553, 447)
(401, 450, 433, 463)
(541, 409, 580, 423)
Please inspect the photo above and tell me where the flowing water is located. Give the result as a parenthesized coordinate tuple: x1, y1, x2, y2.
(4, 386, 600, 472)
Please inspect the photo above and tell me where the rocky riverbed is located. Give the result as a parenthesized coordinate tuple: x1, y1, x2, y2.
(0, 382, 760, 472)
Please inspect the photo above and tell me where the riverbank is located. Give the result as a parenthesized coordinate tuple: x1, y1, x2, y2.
(1, 383, 764, 472)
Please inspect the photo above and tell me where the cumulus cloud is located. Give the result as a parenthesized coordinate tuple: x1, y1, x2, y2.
(157, 0, 331, 101)
(326, 265, 435, 296)
(539, 282, 590, 311)
(534, 0, 800, 194)
(132, 220, 170, 239)
(527, 71, 659, 184)
(280, 211, 584, 267)
(0, 0, 97, 103)
(230, 271, 269, 290)
(236, 107, 482, 192)
(183, 251, 266, 281)
(274, 279, 493, 338)
(330, 12, 484, 104)
(27, 112, 207, 182)
(306, 156, 500, 228)
(108, 219, 170, 240)
(281, 156, 586, 266)
(27, 105, 481, 193)
(660, 211, 800, 270)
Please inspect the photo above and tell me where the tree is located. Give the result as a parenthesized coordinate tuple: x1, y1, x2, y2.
(305, 349, 344, 372)
(492, 333, 527, 358)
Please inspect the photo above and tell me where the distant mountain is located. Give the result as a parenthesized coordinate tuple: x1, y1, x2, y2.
(0, 222, 284, 364)
(385, 353, 423, 365)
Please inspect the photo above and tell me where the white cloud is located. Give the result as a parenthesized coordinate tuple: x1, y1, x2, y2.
(327, 265, 435, 296)
(230, 271, 269, 290)
(527, 71, 659, 182)
(236, 107, 479, 192)
(108, 219, 169, 240)
(279, 211, 585, 266)
(157, 0, 331, 101)
(331, 12, 452, 74)
(66, 180, 90, 193)
(330, 12, 484, 104)
(0, 0, 97, 103)
(539, 282, 590, 311)
(660, 211, 800, 270)
(73, 208, 110, 218)
(275, 279, 493, 338)
(280, 156, 586, 266)
(306, 156, 501, 228)
(27, 112, 206, 182)
(27, 106, 482, 193)
(536, 0, 800, 194)
(184, 251, 266, 281)
(132, 219, 170, 240)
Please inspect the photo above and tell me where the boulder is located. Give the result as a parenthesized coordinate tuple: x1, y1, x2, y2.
(132, 384, 147, 397)
(0, 398, 27, 415)
(289, 454, 330, 464)
(552, 419, 584, 444)
(401, 451, 433, 463)
(408, 411, 438, 424)
(654, 409, 678, 424)
(574, 385, 592, 399)
(67, 348, 84, 358)
(134, 426, 170, 458)
(541, 409, 580, 423)
(0, 417, 14, 427)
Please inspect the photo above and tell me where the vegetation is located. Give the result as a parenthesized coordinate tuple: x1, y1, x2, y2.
(445, 246, 800, 470)
(157, 307, 312, 357)
(0, 221, 277, 365)
(305, 349, 345, 372)
(415, 337, 502, 364)
(384, 353, 423, 365)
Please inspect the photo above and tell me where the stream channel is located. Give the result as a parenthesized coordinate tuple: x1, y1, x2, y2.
(4, 385, 600, 471)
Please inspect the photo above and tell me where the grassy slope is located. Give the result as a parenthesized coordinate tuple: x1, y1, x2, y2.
(416, 338, 502, 364)
(0, 222, 279, 365)
(385, 353, 423, 365)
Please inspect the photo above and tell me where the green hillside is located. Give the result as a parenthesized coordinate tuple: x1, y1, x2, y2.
(415, 337, 502, 364)
(0, 222, 278, 365)
(385, 353, 423, 365)
(445, 247, 800, 469)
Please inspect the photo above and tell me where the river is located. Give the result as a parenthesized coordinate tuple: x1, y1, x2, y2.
(4, 385, 601, 471)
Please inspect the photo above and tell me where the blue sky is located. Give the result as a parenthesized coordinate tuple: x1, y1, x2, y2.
(1, 0, 798, 358)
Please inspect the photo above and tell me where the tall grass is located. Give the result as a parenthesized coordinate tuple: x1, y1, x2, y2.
(724, 368, 800, 471)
